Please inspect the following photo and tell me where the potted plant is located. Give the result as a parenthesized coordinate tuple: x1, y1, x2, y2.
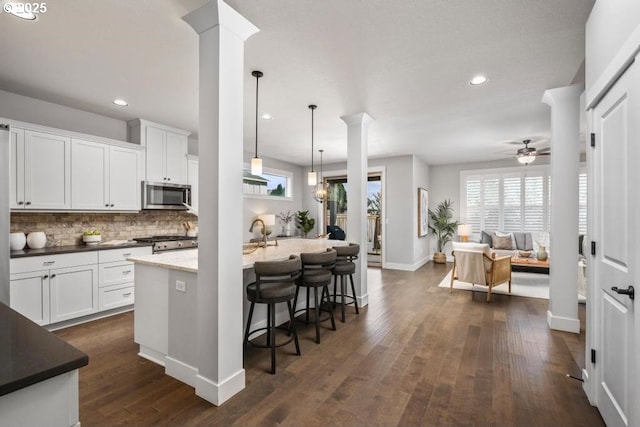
(295, 210, 316, 238)
(428, 199, 459, 264)
(277, 210, 294, 236)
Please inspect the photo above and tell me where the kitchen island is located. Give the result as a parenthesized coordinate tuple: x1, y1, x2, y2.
(127, 238, 347, 388)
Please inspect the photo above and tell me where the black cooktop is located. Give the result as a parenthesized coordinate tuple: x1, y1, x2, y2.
(133, 235, 195, 243)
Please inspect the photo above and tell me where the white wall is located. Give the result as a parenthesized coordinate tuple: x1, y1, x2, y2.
(242, 151, 304, 242)
(0, 90, 128, 141)
(586, 0, 640, 87)
(413, 156, 430, 266)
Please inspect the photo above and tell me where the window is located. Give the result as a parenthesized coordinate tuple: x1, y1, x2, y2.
(460, 165, 587, 236)
(243, 166, 293, 199)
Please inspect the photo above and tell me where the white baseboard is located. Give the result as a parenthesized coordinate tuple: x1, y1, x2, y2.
(166, 356, 198, 388)
(137, 346, 166, 367)
(582, 368, 596, 405)
(357, 293, 369, 308)
(546, 310, 580, 333)
(385, 256, 429, 272)
(196, 368, 246, 406)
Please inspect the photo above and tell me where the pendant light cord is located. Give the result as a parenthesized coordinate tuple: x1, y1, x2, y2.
(309, 105, 316, 172)
(252, 71, 263, 159)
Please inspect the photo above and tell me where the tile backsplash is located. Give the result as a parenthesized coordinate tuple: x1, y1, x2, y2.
(10, 211, 198, 247)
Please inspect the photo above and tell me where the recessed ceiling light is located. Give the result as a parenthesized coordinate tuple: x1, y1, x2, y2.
(4, 2, 37, 20)
(113, 99, 128, 107)
(469, 75, 488, 86)
(260, 113, 273, 120)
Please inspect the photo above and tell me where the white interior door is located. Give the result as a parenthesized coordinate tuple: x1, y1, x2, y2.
(592, 59, 638, 427)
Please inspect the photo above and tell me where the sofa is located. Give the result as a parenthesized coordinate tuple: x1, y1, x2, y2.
(480, 230, 534, 258)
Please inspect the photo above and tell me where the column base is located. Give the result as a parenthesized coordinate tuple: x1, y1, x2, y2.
(196, 368, 246, 406)
(547, 310, 580, 333)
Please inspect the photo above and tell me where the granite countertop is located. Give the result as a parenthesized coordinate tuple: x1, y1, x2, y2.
(10, 241, 153, 258)
(0, 302, 88, 397)
(126, 238, 348, 272)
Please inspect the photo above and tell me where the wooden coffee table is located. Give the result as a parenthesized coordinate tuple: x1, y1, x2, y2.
(510, 256, 550, 274)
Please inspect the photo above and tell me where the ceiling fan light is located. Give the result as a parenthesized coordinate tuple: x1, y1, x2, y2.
(518, 154, 536, 164)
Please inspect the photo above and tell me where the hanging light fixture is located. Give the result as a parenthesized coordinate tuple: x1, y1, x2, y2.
(313, 149, 327, 203)
(307, 105, 317, 186)
(251, 70, 263, 175)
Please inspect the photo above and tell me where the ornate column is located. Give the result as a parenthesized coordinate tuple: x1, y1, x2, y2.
(183, 0, 258, 405)
(542, 84, 583, 333)
(341, 113, 374, 307)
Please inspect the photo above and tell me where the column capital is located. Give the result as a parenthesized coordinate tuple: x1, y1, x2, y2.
(542, 84, 584, 107)
(183, 0, 258, 40)
(340, 112, 374, 128)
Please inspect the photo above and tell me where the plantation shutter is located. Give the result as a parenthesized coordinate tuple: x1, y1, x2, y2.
(465, 178, 482, 233)
(483, 178, 500, 231)
(503, 176, 522, 232)
(524, 175, 545, 232)
(579, 172, 587, 235)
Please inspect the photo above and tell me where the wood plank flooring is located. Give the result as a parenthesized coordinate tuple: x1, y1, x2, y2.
(55, 262, 604, 426)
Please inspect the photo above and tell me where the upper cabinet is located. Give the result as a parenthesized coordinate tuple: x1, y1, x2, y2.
(187, 155, 198, 212)
(128, 119, 190, 185)
(10, 128, 71, 210)
(71, 139, 141, 211)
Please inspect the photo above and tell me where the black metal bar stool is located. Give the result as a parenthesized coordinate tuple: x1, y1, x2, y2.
(293, 248, 337, 344)
(244, 255, 301, 374)
(331, 243, 360, 322)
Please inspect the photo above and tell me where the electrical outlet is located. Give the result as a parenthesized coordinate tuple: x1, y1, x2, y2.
(176, 280, 186, 292)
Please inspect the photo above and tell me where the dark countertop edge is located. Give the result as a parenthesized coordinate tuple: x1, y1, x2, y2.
(0, 356, 89, 397)
(10, 241, 153, 258)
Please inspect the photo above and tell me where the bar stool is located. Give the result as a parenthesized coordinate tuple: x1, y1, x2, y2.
(244, 255, 301, 374)
(331, 243, 360, 322)
(293, 249, 337, 344)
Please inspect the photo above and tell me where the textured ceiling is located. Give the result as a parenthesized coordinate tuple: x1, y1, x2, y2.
(0, 0, 594, 165)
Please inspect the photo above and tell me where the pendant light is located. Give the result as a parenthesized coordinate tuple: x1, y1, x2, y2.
(251, 70, 263, 175)
(307, 105, 317, 186)
(312, 149, 327, 203)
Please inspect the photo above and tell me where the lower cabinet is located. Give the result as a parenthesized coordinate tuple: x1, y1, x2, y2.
(10, 246, 151, 326)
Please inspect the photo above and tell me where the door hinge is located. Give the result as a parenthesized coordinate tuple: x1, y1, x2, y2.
(591, 241, 596, 256)
(0, 124, 9, 130)
(590, 133, 596, 148)
(591, 349, 596, 364)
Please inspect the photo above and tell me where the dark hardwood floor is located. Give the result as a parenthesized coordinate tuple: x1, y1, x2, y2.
(55, 262, 604, 426)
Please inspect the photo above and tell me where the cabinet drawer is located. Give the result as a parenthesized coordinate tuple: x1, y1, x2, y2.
(11, 252, 98, 275)
(99, 284, 134, 311)
(99, 263, 134, 287)
(98, 246, 151, 263)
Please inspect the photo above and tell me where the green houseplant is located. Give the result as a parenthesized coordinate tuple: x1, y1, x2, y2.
(428, 199, 459, 264)
(295, 210, 316, 238)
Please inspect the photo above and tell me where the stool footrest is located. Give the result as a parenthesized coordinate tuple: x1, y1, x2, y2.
(246, 325, 295, 349)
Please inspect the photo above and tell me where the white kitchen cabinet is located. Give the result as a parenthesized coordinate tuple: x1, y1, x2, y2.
(49, 264, 98, 323)
(128, 119, 190, 184)
(11, 129, 71, 210)
(98, 246, 151, 311)
(9, 270, 50, 326)
(187, 155, 198, 212)
(71, 139, 141, 211)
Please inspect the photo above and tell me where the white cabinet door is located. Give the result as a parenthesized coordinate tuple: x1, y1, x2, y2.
(9, 127, 25, 209)
(109, 145, 140, 210)
(10, 271, 50, 326)
(187, 157, 198, 211)
(24, 130, 71, 209)
(165, 131, 187, 184)
(145, 126, 166, 183)
(49, 264, 98, 323)
(71, 139, 109, 210)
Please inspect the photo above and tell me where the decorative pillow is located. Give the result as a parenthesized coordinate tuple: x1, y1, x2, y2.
(492, 234, 514, 250)
(481, 231, 493, 247)
(495, 231, 517, 249)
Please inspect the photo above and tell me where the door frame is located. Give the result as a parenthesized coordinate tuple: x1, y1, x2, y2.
(316, 166, 387, 268)
(584, 30, 640, 421)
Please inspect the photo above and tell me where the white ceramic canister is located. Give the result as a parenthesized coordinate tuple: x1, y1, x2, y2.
(10, 232, 27, 250)
(26, 231, 47, 249)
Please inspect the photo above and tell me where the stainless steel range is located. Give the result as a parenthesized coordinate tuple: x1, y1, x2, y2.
(133, 235, 198, 253)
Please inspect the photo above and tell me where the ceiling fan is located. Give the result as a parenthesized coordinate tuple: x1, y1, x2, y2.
(513, 139, 550, 164)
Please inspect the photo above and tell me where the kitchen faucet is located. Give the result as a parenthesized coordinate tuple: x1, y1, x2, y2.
(249, 219, 278, 248)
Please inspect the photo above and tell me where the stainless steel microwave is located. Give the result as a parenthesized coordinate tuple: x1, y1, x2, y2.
(142, 181, 191, 210)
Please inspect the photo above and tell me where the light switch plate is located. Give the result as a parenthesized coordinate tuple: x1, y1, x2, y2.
(176, 280, 186, 292)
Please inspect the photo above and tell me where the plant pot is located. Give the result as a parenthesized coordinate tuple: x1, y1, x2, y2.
(433, 252, 447, 264)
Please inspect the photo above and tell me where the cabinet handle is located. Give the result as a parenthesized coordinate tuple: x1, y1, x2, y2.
(25, 201, 31, 206)
(50, 274, 56, 279)
(17, 201, 24, 205)
(122, 292, 132, 297)
(122, 270, 132, 275)
(105, 204, 110, 207)
(42, 274, 49, 279)
(122, 253, 132, 257)
(43, 261, 55, 266)
(110, 204, 114, 207)
(167, 177, 171, 181)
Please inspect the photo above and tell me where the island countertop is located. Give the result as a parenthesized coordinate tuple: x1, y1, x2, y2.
(126, 238, 348, 272)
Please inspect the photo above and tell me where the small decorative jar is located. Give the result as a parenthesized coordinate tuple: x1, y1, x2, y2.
(26, 231, 47, 249)
(537, 246, 548, 261)
(10, 232, 27, 250)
